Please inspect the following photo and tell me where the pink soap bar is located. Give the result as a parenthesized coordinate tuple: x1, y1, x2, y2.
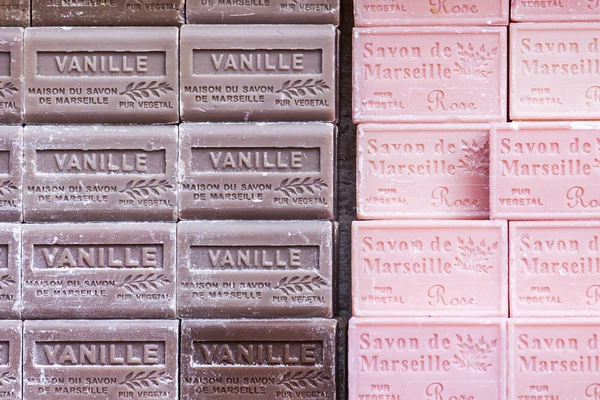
(349, 318, 507, 400)
(357, 124, 490, 219)
(510, 23, 600, 120)
(352, 220, 508, 317)
(510, 221, 600, 317)
(509, 318, 600, 400)
(511, 0, 600, 22)
(490, 122, 600, 220)
(353, 27, 507, 123)
(355, 0, 508, 27)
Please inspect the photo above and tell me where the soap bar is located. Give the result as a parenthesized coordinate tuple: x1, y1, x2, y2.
(179, 123, 334, 220)
(31, 0, 184, 26)
(0, 0, 28, 27)
(24, 320, 178, 400)
(23, 125, 178, 222)
(0, 225, 20, 319)
(510, 23, 600, 120)
(352, 221, 508, 317)
(510, 221, 600, 317)
(22, 223, 176, 319)
(180, 25, 337, 122)
(181, 319, 336, 400)
(24, 27, 179, 124)
(357, 124, 490, 219)
(0, 127, 22, 222)
(0, 321, 21, 400)
(349, 318, 507, 400)
(177, 220, 333, 318)
(0, 29, 23, 124)
(355, 0, 508, 27)
(509, 319, 600, 400)
(490, 122, 600, 220)
(187, 0, 339, 24)
(511, 0, 600, 22)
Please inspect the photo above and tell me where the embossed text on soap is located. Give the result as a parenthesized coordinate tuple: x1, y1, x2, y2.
(36, 52, 167, 77)
(34, 150, 167, 174)
(192, 50, 323, 75)
(34, 341, 166, 365)
(32, 244, 164, 269)
(188, 245, 320, 270)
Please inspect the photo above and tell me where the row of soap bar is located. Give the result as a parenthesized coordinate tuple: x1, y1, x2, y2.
(0, 26, 337, 124)
(353, 219, 600, 317)
(350, 317, 599, 400)
(0, 318, 338, 400)
(353, 23, 600, 122)
(357, 122, 600, 220)
(0, 220, 335, 319)
(0, 0, 341, 26)
(0, 124, 335, 222)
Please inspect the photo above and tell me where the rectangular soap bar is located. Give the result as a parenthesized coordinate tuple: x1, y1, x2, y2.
(0, 28, 23, 124)
(490, 123, 600, 220)
(509, 319, 600, 400)
(355, 0, 508, 27)
(187, 0, 339, 24)
(349, 318, 507, 400)
(177, 220, 333, 318)
(511, 23, 600, 120)
(179, 123, 334, 220)
(31, 0, 184, 26)
(511, 0, 600, 21)
(357, 124, 490, 219)
(22, 223, 176, 319)
(0, 0, 29, 27)
(353, 27, 507, 123)
(510, 221, 600, 317)
(180, 25, 337, 122)
(0, 225, 20, 319)
(24, 320, 178, 400)
(24, 125, 178, 222)
(24, 27, 179, 124)
(0, 321, 21, 400)
(352, 221, 508, 317)
(0, 127, 22, 222)
(181, 319, 336, 400)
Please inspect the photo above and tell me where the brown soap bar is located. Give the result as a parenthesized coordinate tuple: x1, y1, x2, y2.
(177, 220, 333, 318)
(0, 321, 22, 400)
(181, 319, 336, 400)
(0, 29, 23, 124)
(0, 0, 29, 27)
(0, 225, 21, 319)
(180, 25, 337, 122)
(24, 320, 178, 400)
(179, 123, 334, 220)
(24, 125, 178, 222)
(24, 27, 179, 124)
(0, 127, 22, 222)
(32, 0, 184, 26)
(186, 0, 339, 25)
(22, 223, 176, 319)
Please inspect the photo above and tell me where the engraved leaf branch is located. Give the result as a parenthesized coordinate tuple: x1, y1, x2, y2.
(457, 139, 489, 176)
(453, 334, 498, 372)
(0, 181, 17, 198)
(0, 82, 17, 98)
(116, 273, 171, 293)
(276, 79, 330, 99)
(454, 43, 498, 79)
(277, 370, 330, 390)
(119, 179, 174, 200)
(275, 275, 329, 296)
(0, 275, 15, 290)
(119, 371, 173, 391)
(0, 372, 16, 387)
(454, 237, 499, 274)
(274, 177, 328, 198)
(119, 81, 174, 101)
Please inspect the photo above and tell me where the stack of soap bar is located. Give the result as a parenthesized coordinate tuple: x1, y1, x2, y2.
(0, 0, 28, 27)
(177, 220, 334, 318)
(511, 0, 600, 22)
(357, 124, 490, 219)
(0, 321, 21, 400)
(0, 28, 23, 124)
(0, 225, 20, 319)
(180, 319, 337, 399)
(179, 123, 335, 220)
(0, 127, 22, 222)
(22, 223, 176, 319)
(24, 320, 179, 399)
(23, 125, 178, 222)
(24, 27, 179, 124)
